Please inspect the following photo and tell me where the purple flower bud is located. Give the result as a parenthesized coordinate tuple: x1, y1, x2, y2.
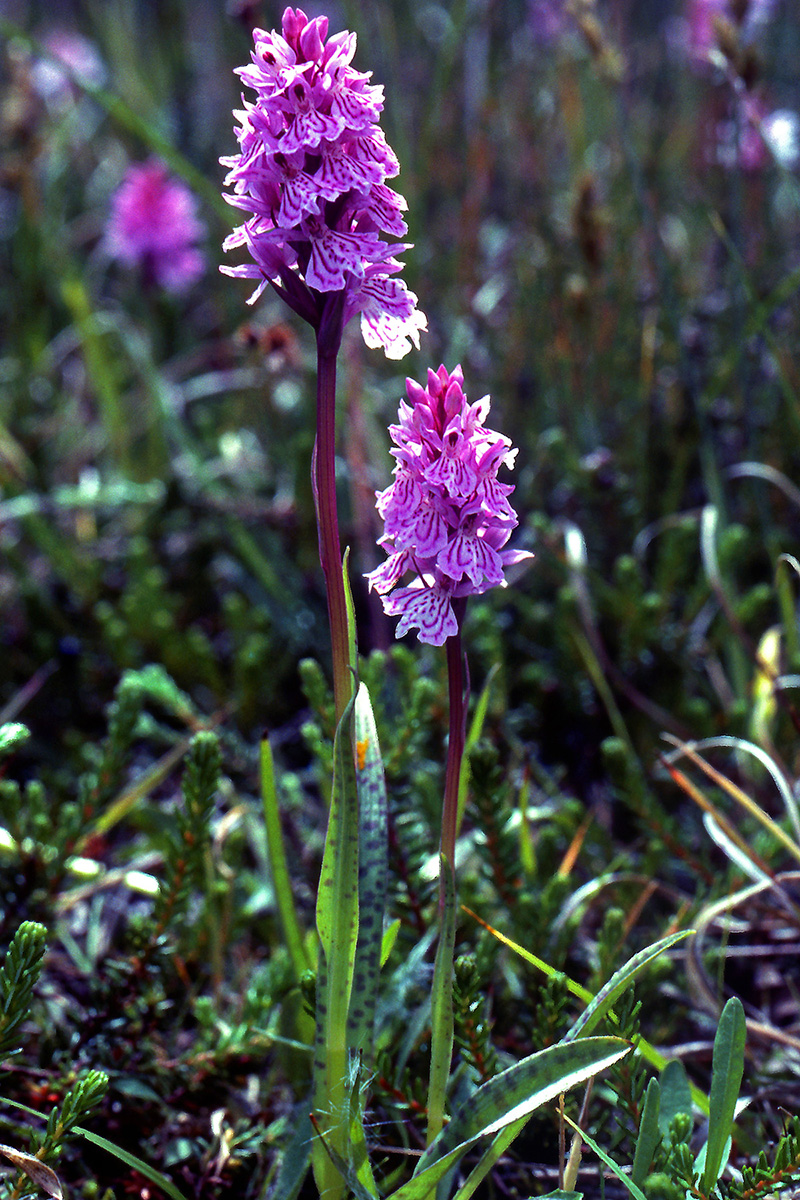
(367, 366, 533, 646)
(221, 6, 426, 359)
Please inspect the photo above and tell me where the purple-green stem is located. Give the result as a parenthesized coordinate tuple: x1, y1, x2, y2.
(427, 619, 467, 1146)
(311, 326, 354, 1200)
(441, 626, 466, 873)
(315, 338, 353, 725)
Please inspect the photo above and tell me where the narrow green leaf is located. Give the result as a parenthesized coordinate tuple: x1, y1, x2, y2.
(73, 1128, 189, 1200)
(452, 1115, 528, 1200)
(347, 683, 388, 1058)
(380, 919, 401, 967)
(701, 996, 746, 1193)
(562, 1114, 648, 1200)
(347, 1100, 380, 1199)
(565, 931, 691, 1042)
(464, 909, 709, 1115)
(260, 1111, 311, 1200)
(313, 695, 359, 1200)
(260, 735, 312, 983)
(631, 1078, 661, 1187)
(417, 1037, 630, 1178)
(342, 549, 358, 681)
(315, 696, 359, 964)
(658, 1060, 692, 1135)
(696, 1135, 732, 1188)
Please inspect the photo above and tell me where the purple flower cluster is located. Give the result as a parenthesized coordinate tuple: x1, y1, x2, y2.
(367, 366, 532, 646)
(105, 160, 206, 293)
(221, 6, 426, 359)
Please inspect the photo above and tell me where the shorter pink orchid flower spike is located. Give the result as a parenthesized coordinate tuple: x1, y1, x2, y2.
(368, 365, 532, 645)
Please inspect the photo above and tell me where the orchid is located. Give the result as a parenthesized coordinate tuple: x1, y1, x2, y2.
(368, 365, 532, 645)
(221, 6, 426, 359)
(105, 160, 206, 294)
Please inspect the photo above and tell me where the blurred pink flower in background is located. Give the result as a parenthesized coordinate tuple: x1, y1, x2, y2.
(682, 0, 777, 62)
(711, 91, 768, 169)
(526, 0, 569, 45)
(105, 160, 206, 294)
(30, 29, 105, 105)
(710, 94, 800, 172)
(685, 0, 728, 59)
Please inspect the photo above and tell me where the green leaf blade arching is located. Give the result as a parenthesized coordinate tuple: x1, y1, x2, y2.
(416, 1036, 630, 1180)
(73, 1129, 190, 1200)
(564, 931, 691, 1043)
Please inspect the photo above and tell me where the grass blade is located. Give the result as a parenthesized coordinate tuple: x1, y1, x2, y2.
(73, 1128, 189, 1200)
(562, 1114, 648, 1200)
(260, 735, 312, 984)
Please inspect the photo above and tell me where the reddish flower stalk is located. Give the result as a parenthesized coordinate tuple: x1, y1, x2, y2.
(369, 365, 531, 1142)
